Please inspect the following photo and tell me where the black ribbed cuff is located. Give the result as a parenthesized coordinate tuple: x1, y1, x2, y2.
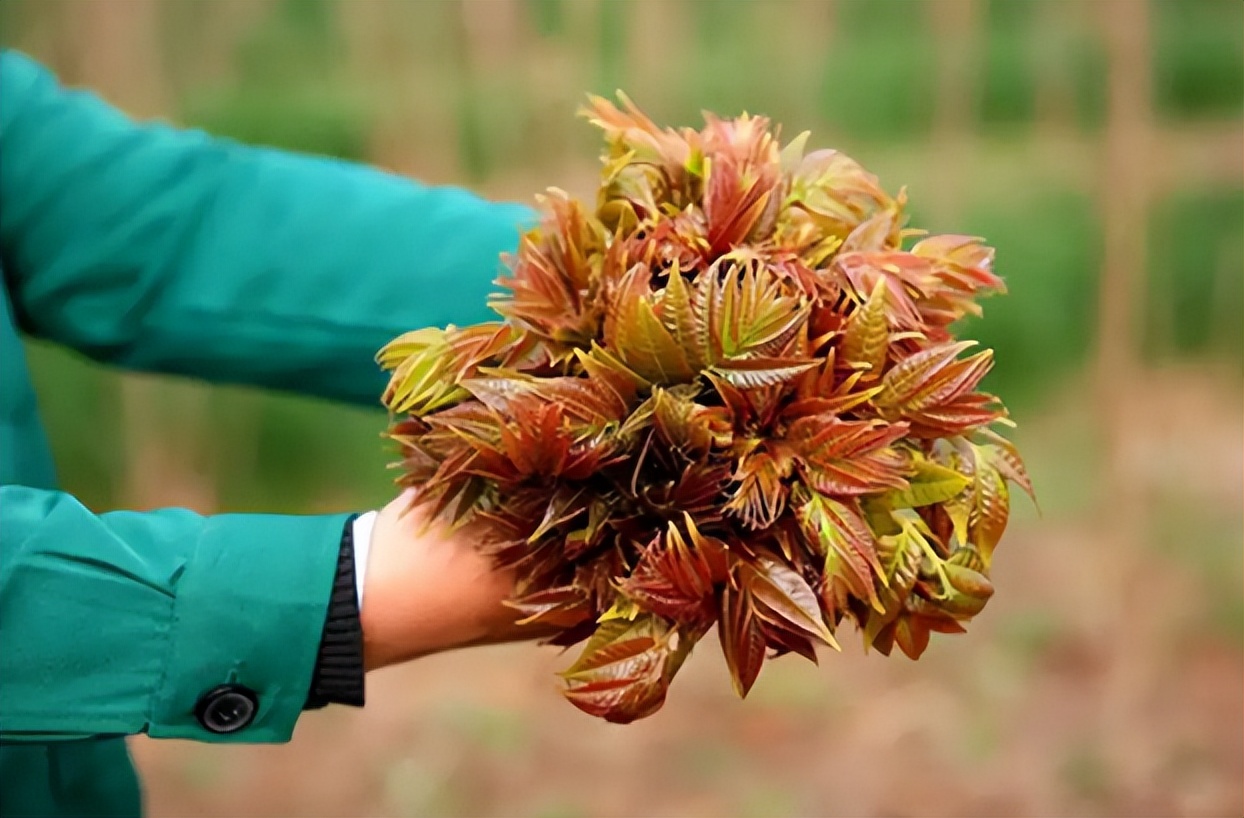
(303, 515, 366, 710)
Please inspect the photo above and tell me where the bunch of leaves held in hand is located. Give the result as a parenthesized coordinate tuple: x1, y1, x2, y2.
(378, 94, 1034, 724)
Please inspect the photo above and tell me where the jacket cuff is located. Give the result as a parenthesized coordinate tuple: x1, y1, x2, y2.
(145, 512, 350, 743)
(303, 515, 366, 710)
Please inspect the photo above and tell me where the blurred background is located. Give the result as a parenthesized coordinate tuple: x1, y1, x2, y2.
(3, 0, 1241, 815)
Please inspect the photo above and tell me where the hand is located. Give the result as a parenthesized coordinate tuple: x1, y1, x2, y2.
(359, 490, 537, 670)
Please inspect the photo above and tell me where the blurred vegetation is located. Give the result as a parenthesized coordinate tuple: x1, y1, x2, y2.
(1, 0, 1241, 515)
(2, 3, 1241, 816)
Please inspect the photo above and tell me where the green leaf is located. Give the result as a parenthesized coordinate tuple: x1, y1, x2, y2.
(968, 446, 1010, 562)
(779, 130, 811, 174)
(799, 493, 884, 613)
(380, 324, 516, 416)
(861, 522, 925, 650)
(606, 264, 696, 384)
(883, 456, 970, 509)
(976, 429, 1038, 505)
(861, 496, 902, 537)
(840, 277, 889, 376)
(942, 560, 994, 599)
(597, 597, 642, 623)
(660, 261, 711, 371)
(716, 259, 809, 358)
(626, 296, 697, 383)
(377, 327, 444, 371)
(576, 343, 650, 394)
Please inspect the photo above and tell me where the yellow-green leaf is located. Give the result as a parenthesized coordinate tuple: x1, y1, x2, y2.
(840, 278, 889, 376)
(598, 598, 642, 623)
(883, 457, 970, 509)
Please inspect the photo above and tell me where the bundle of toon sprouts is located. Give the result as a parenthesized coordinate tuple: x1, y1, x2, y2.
(379, 94, 1034, 723)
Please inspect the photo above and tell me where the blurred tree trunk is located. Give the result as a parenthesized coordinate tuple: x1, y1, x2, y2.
(820, 0, 838, 42)
(1032, 0, 1077, 139)
(72, 0, 166, 116)
(522, 0, 578, 176)
(1096, 2, 1151, 512)
(626, 0, 689, 111)
(930, 0, 981, 227)
(73, 0, 218, 513)
(786, 0, 837, 122)
(455, 0, 524, 183)
(2, 0, 74, 72)
(1097, 3, 1151, 398)
(1095, 0, 1156, 792)
(341, 1, 463, 183)
(164, 0, 272, 97)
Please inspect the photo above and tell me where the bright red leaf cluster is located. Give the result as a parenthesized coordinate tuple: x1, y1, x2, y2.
(379, 94, 1034, 723)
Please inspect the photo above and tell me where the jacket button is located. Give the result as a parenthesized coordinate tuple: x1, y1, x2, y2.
(194, 684, 259, 734)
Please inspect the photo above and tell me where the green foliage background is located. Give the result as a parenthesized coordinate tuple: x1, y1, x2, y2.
(2, 2, 1241, 815)
(2, 0, 1240, 514)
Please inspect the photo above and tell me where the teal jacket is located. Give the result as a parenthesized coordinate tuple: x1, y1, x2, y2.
(0, 50, 532, 817)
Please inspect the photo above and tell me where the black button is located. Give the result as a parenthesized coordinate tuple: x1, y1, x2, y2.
(194, 684, 259, 734)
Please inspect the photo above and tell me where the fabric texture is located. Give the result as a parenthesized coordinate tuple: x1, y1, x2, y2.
(304, 515, 367, 711)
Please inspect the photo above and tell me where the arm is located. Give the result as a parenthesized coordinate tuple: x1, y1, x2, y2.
(0, 50, 534, 406)
(0, 485, 346, 742)
(0, 486, 523, 743)
(0, 53, 532, 743)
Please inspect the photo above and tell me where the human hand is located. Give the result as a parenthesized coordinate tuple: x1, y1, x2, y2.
(359, 490, 539, 670)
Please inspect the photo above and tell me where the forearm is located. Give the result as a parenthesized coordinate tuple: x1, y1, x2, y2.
(0, 485, 537, 742)
(0, 486, 348, 742)
(0, 49, 535, 407)
(356, 492, 537, 671)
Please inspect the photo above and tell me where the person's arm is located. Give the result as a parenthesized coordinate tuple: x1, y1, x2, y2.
(0, 49, 535, 406)
(0, 485, 349, 742)
(0, 486, 522, 743)
(0, 52, 535, 744)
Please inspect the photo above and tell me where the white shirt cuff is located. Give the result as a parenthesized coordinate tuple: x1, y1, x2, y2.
(350, 510, 378, 610)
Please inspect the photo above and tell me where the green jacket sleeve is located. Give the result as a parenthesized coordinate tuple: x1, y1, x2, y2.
(0, 51, 536, 745)
(0, 49, 535, 405)
(0, 485, 348, 744)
